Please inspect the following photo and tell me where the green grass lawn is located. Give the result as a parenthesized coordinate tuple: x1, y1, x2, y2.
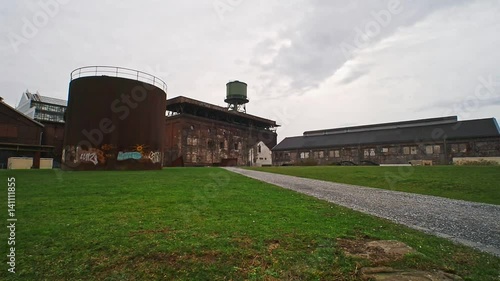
(0, 168, 499, 280)
(248, 166, 500, 205)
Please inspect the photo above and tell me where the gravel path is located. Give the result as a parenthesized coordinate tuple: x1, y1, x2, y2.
(224, 167, 500, 257)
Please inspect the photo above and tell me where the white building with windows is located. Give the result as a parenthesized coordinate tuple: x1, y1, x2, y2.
(16, 91, 67, 123)
(248, 141, 272, 166)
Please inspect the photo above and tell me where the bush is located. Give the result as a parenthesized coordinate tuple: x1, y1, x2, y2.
(454, 159, 499, 166)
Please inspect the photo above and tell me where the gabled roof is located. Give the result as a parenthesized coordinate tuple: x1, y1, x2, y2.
(0, 100, 44, 127)
(273, 117, 500, 151)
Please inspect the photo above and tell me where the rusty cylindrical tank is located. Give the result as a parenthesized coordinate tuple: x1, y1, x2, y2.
(62, 66, 167, 170)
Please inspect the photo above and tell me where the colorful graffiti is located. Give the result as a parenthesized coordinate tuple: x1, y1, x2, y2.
(117, 151, 142, 161)
(63, 143, 161, 167)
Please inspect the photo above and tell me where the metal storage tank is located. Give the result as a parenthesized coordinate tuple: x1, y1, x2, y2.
(62, 66, 167, 170)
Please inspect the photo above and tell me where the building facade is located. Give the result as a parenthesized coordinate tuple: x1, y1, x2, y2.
(248, 141, 272, 166)
(15, 91, 67, 166)
(0, 97, 53, 168)
(164, 96, 278, 166)
(16, 90, 67, 123)
(273, 116, 500, 166)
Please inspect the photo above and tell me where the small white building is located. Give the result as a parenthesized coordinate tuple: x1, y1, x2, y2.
(248, 141, 272, 166)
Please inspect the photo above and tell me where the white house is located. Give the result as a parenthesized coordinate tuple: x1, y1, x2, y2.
(248, 141, 272, 166)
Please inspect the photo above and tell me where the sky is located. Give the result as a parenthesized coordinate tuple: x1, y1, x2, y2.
(1, 0, 499, 141)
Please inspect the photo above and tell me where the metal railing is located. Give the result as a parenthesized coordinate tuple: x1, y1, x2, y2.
(70, 66, 167, 92)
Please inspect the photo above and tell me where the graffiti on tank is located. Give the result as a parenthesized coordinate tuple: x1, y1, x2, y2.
(80, 152, 98, 165)
(149, 151, 161, 163)
(117, 151, 142, 161)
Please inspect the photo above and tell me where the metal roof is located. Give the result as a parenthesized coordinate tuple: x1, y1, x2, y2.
(26, 92, 67, 107)
(273, 117, 500, 151)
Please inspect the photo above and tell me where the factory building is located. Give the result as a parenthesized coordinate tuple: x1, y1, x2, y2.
(4, 75, 278, 169)
(164, 81, 279, 166)
(273, 116, 500, 166)
(14, 90, 67, 167)
(0, 97, 53, 169)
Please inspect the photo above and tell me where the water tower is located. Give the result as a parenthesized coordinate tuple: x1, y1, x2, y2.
(225, 81, 248, 113)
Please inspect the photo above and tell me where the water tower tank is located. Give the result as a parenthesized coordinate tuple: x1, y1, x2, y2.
(225, 81, 248, 105)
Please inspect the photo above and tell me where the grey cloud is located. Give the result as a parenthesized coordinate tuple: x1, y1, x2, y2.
(252, 0, 469, 97)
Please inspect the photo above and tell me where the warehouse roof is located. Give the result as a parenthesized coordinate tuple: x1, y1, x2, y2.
(166, 96, 279, 129)
(273, 117, 500, 151)
(25, 91, 67, 107)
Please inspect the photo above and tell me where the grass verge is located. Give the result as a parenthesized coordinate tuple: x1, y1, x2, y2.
(0, 168, 498, 280)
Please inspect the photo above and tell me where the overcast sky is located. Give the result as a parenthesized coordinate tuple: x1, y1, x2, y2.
(1, 0, 499, 141)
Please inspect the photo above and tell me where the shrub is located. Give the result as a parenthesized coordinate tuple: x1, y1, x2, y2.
(454, 159, 499, 166)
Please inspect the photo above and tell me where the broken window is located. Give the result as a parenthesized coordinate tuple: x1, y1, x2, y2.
(300, 152, 309, 159)
(410, 146, 418, 155)
(364, 149, 369, 157)
(459, 143, 467, 153)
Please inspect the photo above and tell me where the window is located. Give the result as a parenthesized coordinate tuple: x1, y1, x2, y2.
(220, 142, 225, 149)
(208, 140, 215, 148)
(459, 143, 467, 153)
(314, 151, 324, 158)
(426, 145, 433, 155)
(433, 145, 441, 154)
(364, 148, 376, 157)
(300, 152, 309, 159)
(258, 145, 261, 153)
(381, 148, 389, 153)
(234, 142, 239, 150)
(403, 147, 410, 155)
(334, 150, 340, 158)
(410, 146, 418, 155)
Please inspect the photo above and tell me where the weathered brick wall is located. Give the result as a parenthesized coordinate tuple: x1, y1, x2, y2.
(165, 114, 277, 166)
(273, 137, 500, 166)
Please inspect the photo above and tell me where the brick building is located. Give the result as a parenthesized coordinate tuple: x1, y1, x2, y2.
(273, 116, 500, 166)
(0, 97, 53, 168)
(164, 96, 278, 166)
